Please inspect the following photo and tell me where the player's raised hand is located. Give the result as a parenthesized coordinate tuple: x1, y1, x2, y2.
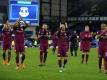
(65, 22, 68, 28)
(2, 24, 7, 31)
(60, 22, 62, 28)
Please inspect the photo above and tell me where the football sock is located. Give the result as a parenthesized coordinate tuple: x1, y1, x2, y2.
(58, 60, 62, 68)
(86, 54, 89, 63)
(99, 58, 102, 70)
(64, 59, 67, 67)
(16, 53, 19, 66)
(44, 52, 47, 63)
(3, 53, 6, 61)
(40, 51, 43, 63)
(21, 54, 25, 64)
(81, 54, 84, 63)
(8, 52, 11, 63)
(104, 58, 107, 70)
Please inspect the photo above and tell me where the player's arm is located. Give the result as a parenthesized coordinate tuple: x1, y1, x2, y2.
(97, 31, 105, 39)
(38, 30, 42, 39)
(89, 33, 93, 41)
(48, 31, 51, 39)
(23, 20, 30, 28)
(80, 32, 84, 40)
(101, 35, 107, 39)
(56, 30, 60, 38)
(13, 20, 19, 29)
(2, 24, 7, 31)
(19, 16, 30, 28)
(65, 22, 68, 28)
(65, 22, 69, 32)
(10, 25, 13, 32)
(97, 32, 101, 39)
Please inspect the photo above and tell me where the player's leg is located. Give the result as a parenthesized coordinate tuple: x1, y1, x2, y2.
(99, 57, 102, 72)
(16, 52, 19, 69)
(43, 44, 48, 65)
(98, 48, 103, 72)
(2, 44, 7, 65)
(58, 48, 63, 72)
(21, 53, 25, 64)
(2, 50, 6, 64)
(15, 44, 20, 69)
(58, 57, 62, 72)
(52, 45, 56, 54)
(7, 44, 12, 65)
(70, 45, 73, 56)
(101, 58, 104, 71)
(20, 44, 25, 68)
(104, 52, 107, 74)
(81, 52, 85, 64)
(7, 49, 11, 65)
(52, 44, 55, 54)
(39, 43, 44, 66)
(54, 45, 57, 53)
(63, 48, 68, 69)
(21, 52, 25, 68)
(63, 57, 68, 69)
(39, 50, 44, 66)
(86, 52, 89, 64)
(74, 44, 78, 56)
(43, 48, 48, 64)
(52, 47, 55, 54)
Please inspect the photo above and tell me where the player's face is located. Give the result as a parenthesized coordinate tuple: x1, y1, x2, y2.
(60, 24, 65, 31)
(85, 26, 89, 32)
(101, 23, 106, 30)
(105, 27, 107, 30)
(42, 24, 47, 30)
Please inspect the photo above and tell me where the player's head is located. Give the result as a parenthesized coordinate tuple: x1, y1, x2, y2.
(85, 25, 90, 32)
(19, 21, 25, 27)
(101, 23, 106, 30)
(42, 24, 48, 30)
(60, 24, 66, 31)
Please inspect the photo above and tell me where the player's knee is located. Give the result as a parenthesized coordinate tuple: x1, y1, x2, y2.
(86, 53, 89, 55)
(82, 52, 85, 55)
(58, 57, 61, 60)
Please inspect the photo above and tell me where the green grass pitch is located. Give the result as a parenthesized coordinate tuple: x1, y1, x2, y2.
(0, 48, 107, 80)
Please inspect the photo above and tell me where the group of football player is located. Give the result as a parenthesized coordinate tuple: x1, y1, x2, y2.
(1, 17, 107, 74)
(2, 18, 29, 70)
